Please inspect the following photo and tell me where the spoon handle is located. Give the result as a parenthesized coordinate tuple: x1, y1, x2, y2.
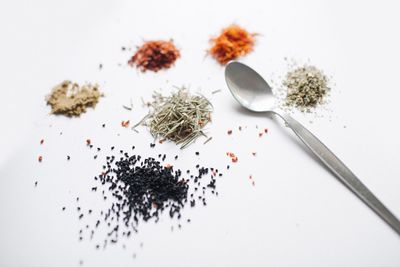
(274, 111, 400, 236)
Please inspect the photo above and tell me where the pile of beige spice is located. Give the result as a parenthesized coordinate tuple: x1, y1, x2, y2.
(46, 81, 103, 117)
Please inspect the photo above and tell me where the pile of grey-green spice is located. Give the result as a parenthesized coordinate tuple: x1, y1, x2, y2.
(283, 65, 329, 112)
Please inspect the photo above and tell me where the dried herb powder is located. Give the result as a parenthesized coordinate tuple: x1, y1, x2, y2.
(46, 81, 102, 117)
(142, 88, 212, 148)
(128, 40, 180, 72)
(283, 65, 329, 111)
(209, 24, 256, 65)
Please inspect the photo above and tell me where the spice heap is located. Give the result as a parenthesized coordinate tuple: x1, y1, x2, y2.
(143, 88, 212, 148)
(209, 24, 256, 65)
(128, 40, 180, 72)
(46, 81, 102, 117)
(78, 147, 221, 248)
(283, 65, 329, 112)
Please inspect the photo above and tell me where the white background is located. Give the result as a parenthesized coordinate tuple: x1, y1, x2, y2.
(1, 0, 400, 266)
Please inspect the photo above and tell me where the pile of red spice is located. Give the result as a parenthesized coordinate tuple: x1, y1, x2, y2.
(209, 24, 256, 65)
(128, 40, 180, 72)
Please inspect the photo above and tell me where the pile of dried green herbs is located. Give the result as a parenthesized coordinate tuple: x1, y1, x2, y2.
(283, 65, 329, 112)
(137, 88, 213, 148)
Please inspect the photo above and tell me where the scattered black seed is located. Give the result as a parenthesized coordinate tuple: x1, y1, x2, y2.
(76, 197, 79, 202)
(99, 63, 103, 69)
(62, 207, 66, 211)
(77, 207, 81, 211)
(34, 181, 38, 187)
(227, 165, 230, 170)
(74, 147, 220, 252)
(67, 155, 70, 160)
(102, 124, 106, 128)
(97, 148, 101, 151)
(94, 155, 98, 159)
(89, 145, 93, 149)
(195, 152, 199, 156)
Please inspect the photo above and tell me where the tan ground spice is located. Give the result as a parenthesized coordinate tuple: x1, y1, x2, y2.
(46, 81, 102, 117)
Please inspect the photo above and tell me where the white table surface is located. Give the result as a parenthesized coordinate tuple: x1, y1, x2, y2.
(1, 0, 400, 266)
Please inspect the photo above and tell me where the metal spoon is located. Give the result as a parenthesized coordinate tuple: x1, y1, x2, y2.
(225, 61, 400, 236)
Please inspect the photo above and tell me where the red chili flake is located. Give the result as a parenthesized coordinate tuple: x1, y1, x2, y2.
(86, 139, 91, 146)
(209, 24, 256, 65)
(165, 164, 172, 169)
(40, 139, 44, 145)
(249, 175, 252, 180)
(128, 40, 180, 72)
(159, 138, 166, 144)
(226, 152, 238, 163)
(264, 128, 268, 133)
(38, 156, 43, 162)
(259, 132, 263, 137)
(121, 120, 130, 128)
(227, 130, 233, 135)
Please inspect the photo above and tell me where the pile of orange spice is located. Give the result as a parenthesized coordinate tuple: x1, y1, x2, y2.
(128, 40, 180, 72)
(209, 24, 256, 65)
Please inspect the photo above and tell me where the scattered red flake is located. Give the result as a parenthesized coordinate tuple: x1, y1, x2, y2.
(38, 156, 43, 162)
(152, 202, 158, 209)
(227, 130, 233, 135)
(86, 139, 91, 146)
(249, 175, 252, 180)
(121, 120, 130, 127)
(252, 152, 257, 156)
(159, 138, 166, 144)
(264, 128, 268, 133)
(226, 152, 238, 163)
(259, 132, 263, 137)
(165, 164, 172, 169)
(40, 139, 44, 145)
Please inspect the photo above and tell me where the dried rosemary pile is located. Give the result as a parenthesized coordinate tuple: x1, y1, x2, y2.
(141, 88, 212, 148)
(283, 65, 329, 112)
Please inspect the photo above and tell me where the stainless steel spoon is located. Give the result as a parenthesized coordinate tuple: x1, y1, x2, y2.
(225, 61, 400, 236)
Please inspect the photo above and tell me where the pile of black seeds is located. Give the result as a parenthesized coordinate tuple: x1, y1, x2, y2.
(78, 146, 221, 249)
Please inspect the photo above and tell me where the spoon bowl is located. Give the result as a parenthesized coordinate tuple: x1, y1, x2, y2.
(225, 61, 276, 112)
